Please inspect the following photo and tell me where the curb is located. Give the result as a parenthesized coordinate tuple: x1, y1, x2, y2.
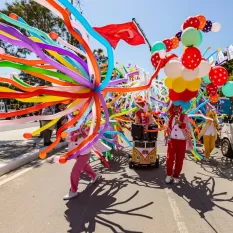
(0, 142, 68, 177)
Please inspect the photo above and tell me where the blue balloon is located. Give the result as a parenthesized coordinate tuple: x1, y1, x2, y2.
(202, 75, 211, 84)
(222, 81, 233, 97)
(181, 101, 191, 110)
(151, 41, 166, 54)
(58, 0, 114, 92)
(173, 101, 181, 106)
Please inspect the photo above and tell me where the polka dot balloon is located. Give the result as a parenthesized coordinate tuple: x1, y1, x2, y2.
(209, 66, 228, 86)
(206, 83, 218, 95)
(202, 20, 212, 33)
(183, 16, 200, 30)
(181, 47, 202, 69)
(151, 52, 165, 68)
(163, 39, 173, 52)
(175, 31, 182, 41)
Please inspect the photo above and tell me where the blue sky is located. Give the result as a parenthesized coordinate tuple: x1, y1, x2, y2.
(0, 0, 233, 77)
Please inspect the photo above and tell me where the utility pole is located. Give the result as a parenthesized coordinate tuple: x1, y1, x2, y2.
(132, 18, 152, 51)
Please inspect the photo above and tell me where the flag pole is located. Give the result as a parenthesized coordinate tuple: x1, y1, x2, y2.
(132, 18, 152, 51)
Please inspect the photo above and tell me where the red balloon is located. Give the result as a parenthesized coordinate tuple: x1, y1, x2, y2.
(183, 16, 200, 30)
(206, 83, 218, 95)
(181, 47, 202, 69)
(163, 39, 173, 52)
(151, 52, 165, 68)
(169, 89, 180, 101)
(209, 66, 228, 86)
(180, 89, 198, 102)
(169, 89, 198, 102)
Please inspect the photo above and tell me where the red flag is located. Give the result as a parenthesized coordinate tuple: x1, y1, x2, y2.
(93, 22, 145, 49)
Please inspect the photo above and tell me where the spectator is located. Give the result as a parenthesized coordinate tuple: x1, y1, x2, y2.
(41, 106, 55, 146)
(55, 103, 68, 142)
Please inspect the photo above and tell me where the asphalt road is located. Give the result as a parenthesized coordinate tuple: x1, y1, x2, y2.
(0, 134, 233, 233)
(0, 121, 39, 132)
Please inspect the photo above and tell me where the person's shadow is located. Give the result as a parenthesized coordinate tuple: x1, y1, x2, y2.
(171, 174, 233, 233)
(64, 176, 153, 233)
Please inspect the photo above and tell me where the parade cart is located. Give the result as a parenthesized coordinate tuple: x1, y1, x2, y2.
(129, 123, 159, 169)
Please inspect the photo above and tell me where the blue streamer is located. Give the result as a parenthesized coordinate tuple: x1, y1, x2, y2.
(57, 0, 114, 92)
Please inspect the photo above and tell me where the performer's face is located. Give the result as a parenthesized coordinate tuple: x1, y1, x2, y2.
(173, 106, 180, 115)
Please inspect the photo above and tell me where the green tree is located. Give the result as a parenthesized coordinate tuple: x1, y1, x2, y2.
(0, 0, 81, 57)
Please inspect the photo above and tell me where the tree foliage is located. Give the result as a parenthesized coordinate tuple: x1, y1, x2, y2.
(0, 0, 79, 57)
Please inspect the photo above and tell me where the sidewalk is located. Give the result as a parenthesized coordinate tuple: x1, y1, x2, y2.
(0, 126, 67, 176)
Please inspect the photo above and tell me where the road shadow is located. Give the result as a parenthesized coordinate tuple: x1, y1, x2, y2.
(186, 151, 233, 181)
(171, 174, 233, 233)
(92, 149, 166, 190)
(64, 177, 153, 233)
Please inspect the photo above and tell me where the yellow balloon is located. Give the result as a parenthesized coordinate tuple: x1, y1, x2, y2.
(186, 78, 201, 91)
(164, 77, 173, 89)
(172, 76, 187, 93)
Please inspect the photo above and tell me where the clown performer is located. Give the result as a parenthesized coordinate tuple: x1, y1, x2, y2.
(63, 124, 102, 200)
(199, 111, 219, 161)
(135, 96, 153, 130)
(165, 104, 193, 184)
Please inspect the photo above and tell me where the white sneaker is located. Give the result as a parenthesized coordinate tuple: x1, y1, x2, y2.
(203, 157, 210, 162)
(63, 191, 79, 201)
(91, 173, 101, 184)
(173, 178, 180, 184)
(165, 176, 172, 184)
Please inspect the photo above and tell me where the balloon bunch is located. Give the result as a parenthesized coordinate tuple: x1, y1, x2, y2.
(149, 15, 228, 110)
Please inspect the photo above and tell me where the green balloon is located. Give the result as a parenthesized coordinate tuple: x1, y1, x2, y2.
(203, 75, 211, 84)
(196, 31, 203, 47)
(222, 81, 233, 97)
(151, 41, 166, 54)
(181, 27, 201, 47)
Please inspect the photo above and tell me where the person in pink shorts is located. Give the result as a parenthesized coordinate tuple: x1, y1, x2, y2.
(63, 125, 101, 200)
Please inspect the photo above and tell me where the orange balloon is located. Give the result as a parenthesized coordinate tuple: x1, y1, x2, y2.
(196, 15, 206, 30)
(171, 37, 179, 49)
(209, 94, 219, 103)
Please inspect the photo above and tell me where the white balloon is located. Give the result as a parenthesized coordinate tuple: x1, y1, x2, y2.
(198, 60, 211, 77)
(164, 60, 182, 78)
(211, 22, 221, 32)
(159, 49, 166, 59)
(182, 67, 199, 81)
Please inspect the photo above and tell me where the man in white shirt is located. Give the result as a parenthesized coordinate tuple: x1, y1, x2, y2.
(165, 105, 191, 184)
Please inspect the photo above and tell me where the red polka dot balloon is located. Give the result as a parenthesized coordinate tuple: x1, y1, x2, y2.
(151, 52, 165, 68)
(183, 16, 200, 30)
(181, 47, 202, 69)
(163, 39, 173, 52)
(209, 66, 228, 86)
(206, 83, 218, 95)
